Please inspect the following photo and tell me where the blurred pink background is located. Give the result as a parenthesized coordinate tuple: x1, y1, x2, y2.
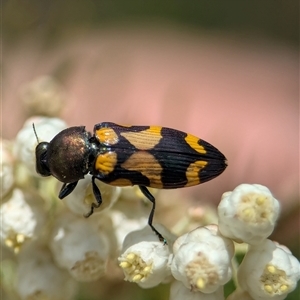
(3, 27, 298, 204)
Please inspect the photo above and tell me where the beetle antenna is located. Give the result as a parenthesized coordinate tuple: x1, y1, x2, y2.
(32, 123, 40, 144)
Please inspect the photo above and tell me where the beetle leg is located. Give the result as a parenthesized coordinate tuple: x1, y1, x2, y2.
(139, 185, 167, 244)
(84, 176, 103, 218)
(59, 181, 78, 199)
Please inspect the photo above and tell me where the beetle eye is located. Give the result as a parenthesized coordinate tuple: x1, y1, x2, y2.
(35, 142, 51, 176)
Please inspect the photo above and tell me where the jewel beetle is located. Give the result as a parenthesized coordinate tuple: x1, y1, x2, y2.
(34, 122, 227, 242)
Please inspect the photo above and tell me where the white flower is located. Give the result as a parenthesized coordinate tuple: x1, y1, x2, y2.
(16, 242, 76, 300)
(118, 226, 171, 288)
(0, 139, 15, 198)
(218, 184, 280, 245)
(237, 239, 300, 300)
(63, 174, 121, 216)
(19, 75, 66, 116)
(0, 188, 47, 253)
(13, 116, 67, 176)
(171, 225, 234, 293)
(50, 213, 110, 281)
(170, 280, 225, 300)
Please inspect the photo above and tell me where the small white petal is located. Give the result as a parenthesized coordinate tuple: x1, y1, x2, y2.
(0, 139, 15, 198)
(13, 117, 67, 176)
(110, 210, 149, 250)
(123, 223, 176, 251)
(16, 242, 76, 300)
(119, 226, 171, 288)
(50, 213, 110, 281)
(170, 281, 225, 300)
(0, 188, 47, 253)
(63, 174, 121, 216)
(171, 226, 234, 293)
(218, 184, 280, 245)
(237, 239, 300, 300)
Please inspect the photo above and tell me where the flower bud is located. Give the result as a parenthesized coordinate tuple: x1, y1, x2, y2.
(237, 239, 300, 300)
(16, 242, 76, 300)
(218, 184, 280, 245)
(0, 188, 47, 253)
(171, 225, 234, 293)
(119, 226, 171, 288)
(20, 75, 66, 116)
(50, 213, 110, 281)
(170, 280, 225, 300)
(0, 139, 15, 198)
(63, 174, 120, 217)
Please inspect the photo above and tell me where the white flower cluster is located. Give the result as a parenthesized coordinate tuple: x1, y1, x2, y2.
(217, 184, 300, 300)
(1, 82, 299, 299)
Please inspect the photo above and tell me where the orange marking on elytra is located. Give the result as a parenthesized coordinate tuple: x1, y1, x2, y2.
(121, 151, 163, 188)
(95, 152, 117, 175)
(109, 178, 133, 186)
(185, 160, 207, 187)
(96, 128, 119, 145)
(120, 126, 162, 150)
(185, 134, 207, 154)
